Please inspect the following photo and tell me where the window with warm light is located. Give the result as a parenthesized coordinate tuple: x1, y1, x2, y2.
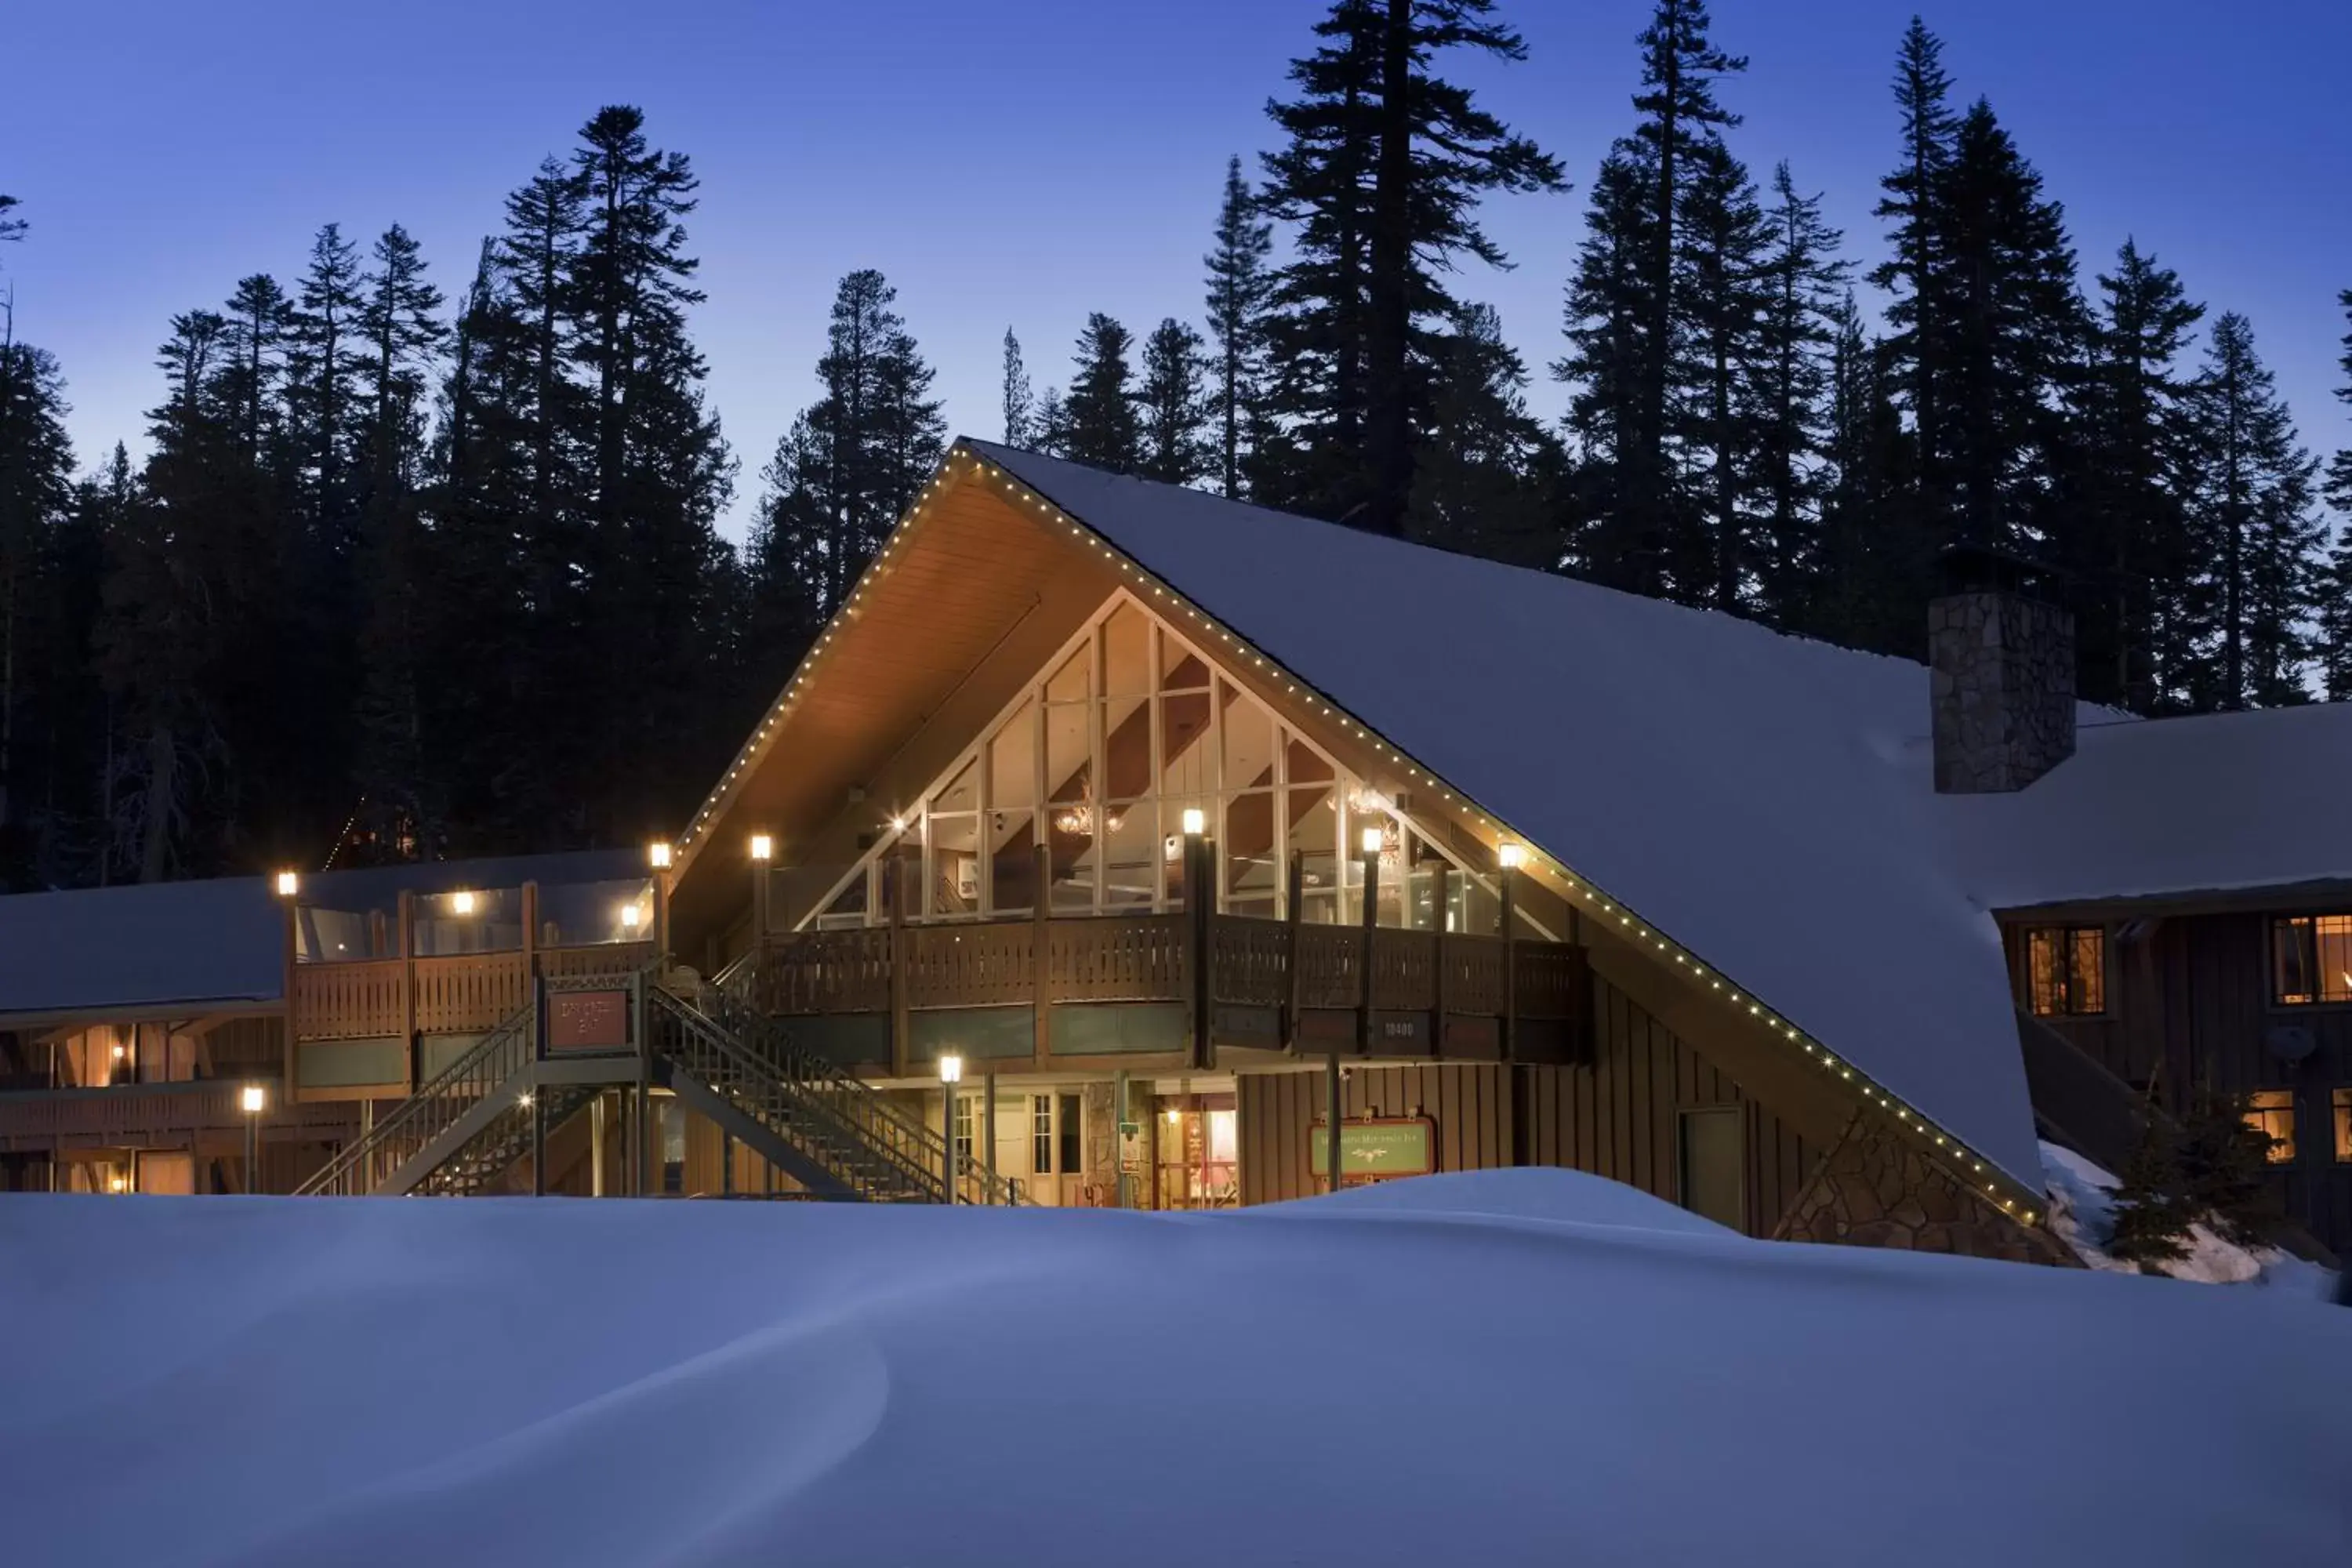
(2025, 926, 2106, 1016)
(2334, 1088, 2352, 1165)
(2273, 914, 2352, 1005)
(794, 589, 1549, 937)
(2245, 1090, 2296, 1165)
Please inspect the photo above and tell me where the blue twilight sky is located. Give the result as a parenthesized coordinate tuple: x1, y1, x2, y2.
(5, 0, 2347, 543)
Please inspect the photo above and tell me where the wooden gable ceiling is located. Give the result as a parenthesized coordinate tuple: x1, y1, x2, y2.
(668, 463, 1120, 946)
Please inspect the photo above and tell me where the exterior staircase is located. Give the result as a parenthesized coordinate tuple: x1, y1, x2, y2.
(294, 967, 1021, 1204)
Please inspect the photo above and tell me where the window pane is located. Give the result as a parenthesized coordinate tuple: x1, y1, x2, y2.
(1400, 834, 1446, 931)
(1102, 694, 1149, 797)
(1104, 602, 1150, 695)
(1045, 702, 1091, 811)
(1058, 1093, 1082, 1174)
(1049, 811, 1098, 913)
(1046, 644, 1090, 703)
(2068, 928, 2104, 1014)
(1033, 1095, 1054, 1174)
(933, 756, 979, 815)
(1221, 681, 1276, 790)
(816, 872, 869, 928)
(2318, 916, 2352, 1003)
(989, 698, 1035, 808)
(2027, 929, 2060, 1016)
(1285, 735, 1335, 786)
(2334, 1088, 2351, 1165)
(2246, 1090, 2296, 1164)
(1224, 791, 1279, 916)
(989, 811, 1036, 915)
(2274, 918, 2315, 1004)
(928, 815, 979, 916)
(1161, 630, 1210, 691)
(1287, 786, 1340, 922)
(1102, 801, 1155, 909)
(1160, 688, 1214, 797)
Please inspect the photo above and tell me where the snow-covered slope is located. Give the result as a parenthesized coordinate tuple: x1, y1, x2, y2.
(2, 1178, 2347, 1567)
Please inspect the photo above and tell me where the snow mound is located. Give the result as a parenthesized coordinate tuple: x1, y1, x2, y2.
(2, 1191, 2347, 1567)
(1272, 1166, 1732, 1235)
(2040, 1139, 2339, 1295)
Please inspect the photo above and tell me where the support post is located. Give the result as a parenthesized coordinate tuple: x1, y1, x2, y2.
(590, 1094, 608, 1197)
(397, 890, 417, 1090)
(1500, 862, 1519, 1065)
(530, 975, 547, 1197)
(889, 852, 911, 1078)
(521, 880, 539, 985)
(632, 971, 650, 1198)
(945, 1086, 960, 1206)
(1033, 843, 1051, 1067)
(1430, 862, 1450, 1058)
(652, 861, 672, 964)
(1188, 831, 1214, 1069)
(244, 1108, 257, 1196)
(1340, 837, 1377, 1193)
(1283, 851, 1305, 1050)
(1325, 1049, 1342, 1198)
(982, 1072, 997, 1205)
(1112, 1069, 1131, 1210)
(720, 1130, 734, 1197)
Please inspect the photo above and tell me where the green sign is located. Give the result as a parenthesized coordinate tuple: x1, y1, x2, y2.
(1118, 1120, 1142, 1136)
(1309, 1119, 1435, 1179)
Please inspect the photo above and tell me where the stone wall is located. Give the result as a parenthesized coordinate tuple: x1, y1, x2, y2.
(1773, 1111, 2079, 1267)
(1928, 590, 2076, 793)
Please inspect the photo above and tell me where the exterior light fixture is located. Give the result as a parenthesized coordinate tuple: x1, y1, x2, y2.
(1497, 842, 1526, 870)
(1164, 1108, 1183, 1126)
(889, 815, 906, 833)
(938, 1054, 964, 1085)
(1359, 826, 1385, 857)
(749, 833, 775, 863)
(241, 1083, 267, 1193)
(240, 1084, 267, 1115)
(108, 1174, 129, 1193)
(451, 891, 477, 916)
(1181, 808, 1206, 837)
(620, 904, 644, 931)
(938, 1054, 965, 1204)
(648, 841, 673, 870)
(274, 869, 299, 898)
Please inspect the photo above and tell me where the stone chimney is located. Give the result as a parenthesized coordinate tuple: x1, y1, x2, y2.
(1928, 549, 2076, 793)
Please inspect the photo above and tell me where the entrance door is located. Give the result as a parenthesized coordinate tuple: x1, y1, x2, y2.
(1678, 1106, 1746, 1231)
(1152, 1095, 1239, 1210)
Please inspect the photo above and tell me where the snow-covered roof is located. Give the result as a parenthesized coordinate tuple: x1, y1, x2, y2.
(1936, 704, 2352, 910)
(971, 441, 2047, 1181)
(0, 850, 645, 1022)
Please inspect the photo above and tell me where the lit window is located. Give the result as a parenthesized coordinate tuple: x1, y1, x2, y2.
(2245, 1090, 2296, 1165)
(1033, 1094, 1054, 1174)
(2025, 927, 2106, 1016)
(2332, 1088, 2350, 1165)
(2273, 915, 2352, 1005)
(953, 1092, 974, 1163)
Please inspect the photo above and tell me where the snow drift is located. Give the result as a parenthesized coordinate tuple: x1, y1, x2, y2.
(2, 1171, 2347, 1566)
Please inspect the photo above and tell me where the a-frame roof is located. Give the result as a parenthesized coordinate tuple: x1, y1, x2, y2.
(964, 441, 2045, 1185)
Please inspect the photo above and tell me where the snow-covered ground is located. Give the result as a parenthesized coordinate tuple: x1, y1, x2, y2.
(2041, 1138, 2340, 1293)
(2, 1171, 2347, 1566)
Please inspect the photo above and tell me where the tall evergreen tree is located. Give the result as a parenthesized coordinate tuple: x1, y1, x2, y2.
(1261, 0, 1561, 529)
(2185, 313, 2323, 710)
(1748, 162, 1847, 626)
(2317, 289, 2352, 701)
(287, 223, 365, 538)
(0, 338, 74, 876)
(2069, 241, 2204, 710)
(1203, 155, 1273, 496)
(1869, 16, 1958, 525)
(1410, 302, 1561, 564)
(1060, 313, 1144, 473)
(1555, 151, 1656, 590)
(1000, 328, 1032, 447)
(1138, 318, 1213, 485)
(1671, 137, 1769, 612)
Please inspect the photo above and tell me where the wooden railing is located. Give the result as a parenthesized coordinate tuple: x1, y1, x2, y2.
(292, 959, 406, 1040)
(0, 1080, 358, 1151)
(1050, 913, 1189, 1002)
(542, 941, 656, 982)
(757, 927, 892, 1014)
(1208, 916, 1290, 1007)
(909, 923, 1034, 1008)
(412, 953, 530, 1035)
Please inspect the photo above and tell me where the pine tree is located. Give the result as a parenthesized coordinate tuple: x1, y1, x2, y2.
(1138, 318, 1212, 485)
(0, 194, 23, 251)
(1410, 302, 1561, 564)
(2174, 1084, 2279, 1247)
(286, 223, 365, 540)
(1869, 17, 1958, 528)
(1807, 302, 1920, 654)
(1203, 155, 1273, 496)
(792, 270, 935, 612)
(1261, 0, 1561, 528)
(1624, 0, 1746, 579)
(1032, 387, 1068, 459)
(219, 274, 292, 470)
(1060, 313, 1143, 473)
(2103, 1117, 2192, 1272)
(1748, 162, 1848, 626)
(1000, 328, 1032, 446)
(0, 336, 75, 876)
(1672, 137, 1769, 612)
(1556, 151, 1656, 590)
(2186, 313, 2324, 710)
(2316, 289, 2352, 700)
(2072, 241, 2204, 710)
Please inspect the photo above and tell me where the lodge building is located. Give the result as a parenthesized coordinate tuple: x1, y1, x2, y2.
(2, 440, 2347, 1269)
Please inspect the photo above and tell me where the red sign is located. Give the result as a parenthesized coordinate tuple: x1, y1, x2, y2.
(548, 989, 629, 1051)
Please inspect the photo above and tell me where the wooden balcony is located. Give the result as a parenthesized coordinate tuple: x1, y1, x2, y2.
(752, 909, 1587, 1074)
(0, 1080, 360, 1154)
(291, 945, 656, 1043)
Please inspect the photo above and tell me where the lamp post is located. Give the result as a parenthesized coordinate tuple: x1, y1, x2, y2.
(939, 1053, 964, 1204)
(240, 1083, 267, 1195)
(1497, 843, 1523, 1062)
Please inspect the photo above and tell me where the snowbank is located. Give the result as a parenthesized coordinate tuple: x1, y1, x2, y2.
(2, 1175, 2347, 1567)
(2040, 1139, 2339, 1294)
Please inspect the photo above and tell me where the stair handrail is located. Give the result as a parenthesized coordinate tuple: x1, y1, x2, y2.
(708, 964, 1025, 1206)
(664, 964, 1023, 1206)
(293, 998, 539, 1196)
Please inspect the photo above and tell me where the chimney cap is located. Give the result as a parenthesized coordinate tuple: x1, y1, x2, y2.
(1935, 542, 2060, 600)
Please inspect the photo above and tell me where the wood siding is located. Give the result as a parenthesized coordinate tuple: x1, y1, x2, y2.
(1240, 973, 1812, 1236)
(2009, 910, 2352, 1256)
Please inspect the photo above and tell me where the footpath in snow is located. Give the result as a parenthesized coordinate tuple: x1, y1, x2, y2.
(0, 1169, 2346, 1567)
